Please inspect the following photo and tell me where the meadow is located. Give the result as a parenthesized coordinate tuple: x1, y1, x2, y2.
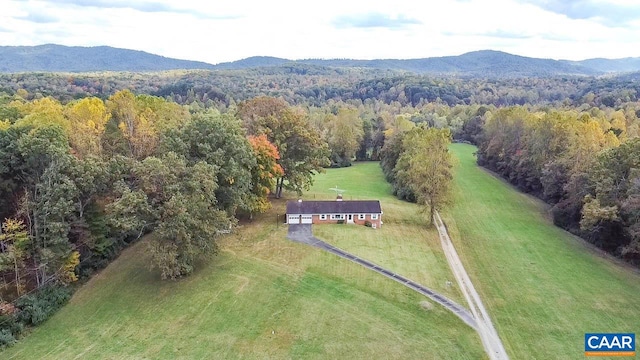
(1, 162, 483, 359)
(6, 146, 637, 359)
(442, 143, 640, 359)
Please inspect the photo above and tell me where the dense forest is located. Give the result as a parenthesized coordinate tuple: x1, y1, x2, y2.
(1, 67, 640, 110)
(1, 67, 640, 346)
(0, 91, 333, 346)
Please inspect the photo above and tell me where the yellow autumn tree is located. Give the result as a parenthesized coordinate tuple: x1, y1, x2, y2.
(60, 251, 80, 284)
(0, 218, 30, 296)
(107, 90, 189, 159)
(64, 97, 110, 158)
(14, 97, 69, 132)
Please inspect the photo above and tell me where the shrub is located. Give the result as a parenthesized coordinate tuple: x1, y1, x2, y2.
(0, 314, 22, 338)
(336, 220, 345, 224)
(0, 329, 17, 348)
(16, 285, 72, 326)
(364, 220, 372, 227)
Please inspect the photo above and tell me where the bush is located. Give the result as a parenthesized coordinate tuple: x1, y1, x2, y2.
(16, 285, 72, 326)
(364, 220, 372, 227)
(0, 314, 22, 338)
(0, 285, 72, 348)
(0, 329, 17, 348)
(336, 220, 345, 224)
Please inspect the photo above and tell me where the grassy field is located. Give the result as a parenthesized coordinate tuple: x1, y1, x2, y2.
(442, 143, 640, 359)
(307, 162, 464, 304)
(2, 162, 483, 359)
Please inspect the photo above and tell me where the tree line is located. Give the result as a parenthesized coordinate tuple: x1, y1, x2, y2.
(0, 92, 329, 345)
(475, 107, 640, 263)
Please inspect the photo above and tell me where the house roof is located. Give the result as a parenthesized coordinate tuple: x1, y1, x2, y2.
(286, 200, 382, 214)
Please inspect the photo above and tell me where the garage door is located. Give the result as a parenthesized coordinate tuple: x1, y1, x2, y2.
(301, 215, 313, 224)
(288, 215, 300, 224)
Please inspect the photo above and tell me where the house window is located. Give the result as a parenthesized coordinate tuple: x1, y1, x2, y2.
(330, 214, 344, 220)
(371, 214, 379, 220)
(320, 214, 327, 220)
(358, 214, 365, 220)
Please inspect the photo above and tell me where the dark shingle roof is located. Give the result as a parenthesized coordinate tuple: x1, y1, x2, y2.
(286, 200, 382, 214)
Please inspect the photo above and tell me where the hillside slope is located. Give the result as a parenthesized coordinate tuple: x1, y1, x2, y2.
(298, 50, 601, 77)
(1, 163, 482, 359)
(563, 57, 640, 73)
(216, 50, 611, 77)
(0, 44, 215, 72)
(2, 44, 639, 76)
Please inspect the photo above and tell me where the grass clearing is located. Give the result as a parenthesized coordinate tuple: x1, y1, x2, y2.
(307, 162, 464, 304)
(442, 143, 640, 359)
(2, 163, 483, 359)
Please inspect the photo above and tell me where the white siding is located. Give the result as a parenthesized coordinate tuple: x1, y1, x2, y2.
(288, 215, 300, 224)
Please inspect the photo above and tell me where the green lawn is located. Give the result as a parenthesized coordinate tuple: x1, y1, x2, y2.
(2, 163, 484, 359)
(307, 162, 464, 304)
(442, 143, 640, 359)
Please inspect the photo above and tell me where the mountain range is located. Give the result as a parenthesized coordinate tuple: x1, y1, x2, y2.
(1, 44, 640, 77)
(0, 44, 216, 72)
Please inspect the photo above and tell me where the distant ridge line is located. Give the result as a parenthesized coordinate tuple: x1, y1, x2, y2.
(1, 45, 640, 76)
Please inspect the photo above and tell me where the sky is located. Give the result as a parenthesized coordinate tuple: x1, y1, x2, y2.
(1, 0, 639, 64)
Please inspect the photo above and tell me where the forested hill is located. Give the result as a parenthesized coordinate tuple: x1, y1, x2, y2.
(2, 45, 640, 77)
(0, 44, 216, 72)
(563, 57, 640, 73)
(216, 50, 640, 77)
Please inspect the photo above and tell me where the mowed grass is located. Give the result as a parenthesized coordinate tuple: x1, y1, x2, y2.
(442, 143, 640, 359)
(307, 162, 465, 304)
(2, 164, 484, 359)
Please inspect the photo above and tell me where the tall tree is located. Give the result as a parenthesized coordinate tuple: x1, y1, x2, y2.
(326, 107, 364, 167)
(107, 153, 231, 279)
(64, 97, 110, 158)
(107, 90, 189, 159)
(14, 97, 69, 133)
(395, 127, 454, 225)
(107, 90, 146, 158)
(0, 218, 30, 297)
(247, 134, 284, 215)
(161, 112, 255, 214)
(238, 97, 329, 198)
(379, 131, 414, 200)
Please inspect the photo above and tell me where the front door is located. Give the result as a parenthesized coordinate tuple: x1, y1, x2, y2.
(347, 214, 353, 223)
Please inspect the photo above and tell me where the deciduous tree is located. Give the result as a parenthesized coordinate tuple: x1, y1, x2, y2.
(238, 97, 329, 198)
(161, 112, 255, 214)
(64, 97, 110, 158)
(395, 127, 453, 225)
(247, 134, 283, 215)
(0, 218, 30, 297)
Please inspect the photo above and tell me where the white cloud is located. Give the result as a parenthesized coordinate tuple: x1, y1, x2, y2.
(1, 0, 639, 63)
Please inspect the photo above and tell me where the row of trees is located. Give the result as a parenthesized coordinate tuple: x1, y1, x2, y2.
(476, 107, 639, 262)
(380, 125, 454, 224)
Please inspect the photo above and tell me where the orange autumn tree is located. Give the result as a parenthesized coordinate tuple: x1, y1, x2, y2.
(247, 134, 284, 215)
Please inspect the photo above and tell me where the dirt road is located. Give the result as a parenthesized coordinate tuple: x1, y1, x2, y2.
(434, 211, 509, 360)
